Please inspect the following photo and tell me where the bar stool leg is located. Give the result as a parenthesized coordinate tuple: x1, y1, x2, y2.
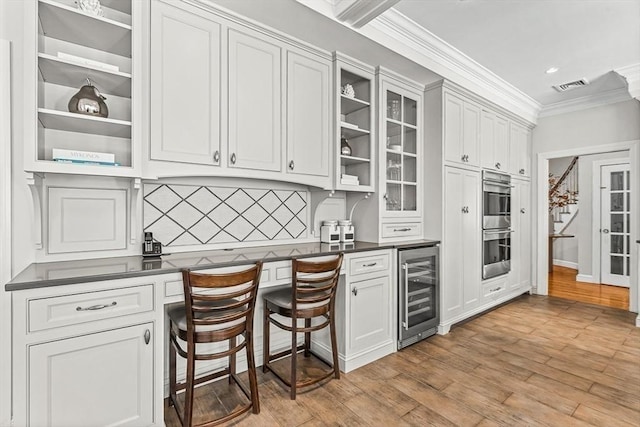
(169, 327, 177, 408)
(246, 330, 260, 414)
(229, 336, 236, 384)
(330, 312, 340, 379)
(184, 340, 196, 427)
(263, 304, 270, 373)
(304, 318, 311, 357)
(290, 319, 297, 400)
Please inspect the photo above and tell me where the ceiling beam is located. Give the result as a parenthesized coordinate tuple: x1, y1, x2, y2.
(333, 0, 400, 28)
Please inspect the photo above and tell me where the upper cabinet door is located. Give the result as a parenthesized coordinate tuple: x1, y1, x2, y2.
(444, 92, 464, 164)
(509, 123, 530, 177)
(480, 110, 509, 172)
(286, 51, 330, 179)
(150, 1, 221, 165)
(228, 28, 282, 172)
(462, 101, 480, 167)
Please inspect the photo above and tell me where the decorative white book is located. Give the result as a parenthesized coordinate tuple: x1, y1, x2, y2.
(52, 148, 115, 163)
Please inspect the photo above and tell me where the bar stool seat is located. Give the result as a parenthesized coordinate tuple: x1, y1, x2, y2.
(168, 262, 262, 427)
(262, 254, 343, 400)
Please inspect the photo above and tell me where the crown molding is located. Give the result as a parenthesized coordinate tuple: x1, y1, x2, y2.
(615, 63, 640, 100)
(538, 87, 632, 118)
(296, 0, 541, 124)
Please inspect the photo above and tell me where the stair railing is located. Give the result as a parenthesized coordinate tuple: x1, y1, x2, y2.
(549, 156, 579, 229)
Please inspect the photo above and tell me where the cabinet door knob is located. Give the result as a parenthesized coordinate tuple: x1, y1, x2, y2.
(230, 153, 236, 165)
(352, 287, 358, 296)
(519, 168, 525, 174)
(213, 150, 220, 163)
(521, 208, 525, 214)
(383, 193, 388, 200)
(495, 162, 501, 169)
(289, 160, 295, 170)
(602, 229, 609, 234)
(461, 206, 469, 214)
(144, 329, 151, 345)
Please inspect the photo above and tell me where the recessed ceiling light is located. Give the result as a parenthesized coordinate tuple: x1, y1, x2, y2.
(546, 67, 559, 74)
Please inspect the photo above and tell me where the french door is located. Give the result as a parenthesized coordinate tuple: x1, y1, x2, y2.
(600, 163, 631, 287)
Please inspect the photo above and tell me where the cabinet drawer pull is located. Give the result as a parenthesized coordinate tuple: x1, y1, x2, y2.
(362, 262, 377, 267)
(230, 153, 236, 165)
(394, 228, 411, 232)
(352, 287, 358, 296)
(76, 301, 117, 311)
(213, 150, 220, 163)
(489, 287, 502, 293)
(144, 329, 151, 345)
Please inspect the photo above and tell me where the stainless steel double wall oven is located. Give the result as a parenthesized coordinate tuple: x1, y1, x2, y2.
(482, 171, 512, 279)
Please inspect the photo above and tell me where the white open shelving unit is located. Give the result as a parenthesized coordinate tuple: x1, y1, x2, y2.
(26, 0, 138, 177)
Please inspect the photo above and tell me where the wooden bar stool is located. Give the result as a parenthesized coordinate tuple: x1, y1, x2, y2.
(262, 254, 343, 399)
(168, 262, 263, 427)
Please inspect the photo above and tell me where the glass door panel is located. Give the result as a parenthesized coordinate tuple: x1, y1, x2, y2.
(601, 163, 631, 286)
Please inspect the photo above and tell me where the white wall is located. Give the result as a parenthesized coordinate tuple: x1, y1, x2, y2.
(532, 99, 640, 315)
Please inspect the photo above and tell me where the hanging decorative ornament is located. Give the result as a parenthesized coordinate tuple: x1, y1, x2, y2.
(68, 78, 109, 118)
(76, 0, 104, 16)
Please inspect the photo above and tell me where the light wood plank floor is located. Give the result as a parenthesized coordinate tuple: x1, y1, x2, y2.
(165, 294, 640, 426)
(549, 265, 629, 310)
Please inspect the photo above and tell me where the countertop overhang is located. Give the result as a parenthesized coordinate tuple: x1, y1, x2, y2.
(7, 240, 439, 291)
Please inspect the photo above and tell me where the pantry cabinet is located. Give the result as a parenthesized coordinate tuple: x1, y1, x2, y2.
(509, 178, 532, 290)
(509, 122, 531, 178)
(150, 0, 221, 166)
(480, 109, 509, 172)
(441, 167, 481, 326)
(443, 92, 481, 168)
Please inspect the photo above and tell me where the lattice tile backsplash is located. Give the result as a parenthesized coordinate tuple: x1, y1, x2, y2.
(143, 184, 308, 247)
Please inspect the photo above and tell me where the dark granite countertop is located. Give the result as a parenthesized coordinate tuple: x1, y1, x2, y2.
(7, 240, 439, 291)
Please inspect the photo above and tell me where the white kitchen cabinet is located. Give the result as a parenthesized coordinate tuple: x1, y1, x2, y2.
(441, 166, 481, 328)
(12, 279, 160, 427)
(29, 323, 154, 427)
(444, 92, 481, 168)
(228, 27, 282, 172)
(509, 178, 532, 291)
(480, 109, 509, 172)
(509, 122, 531, 178)
(150, 0, 221, 166)
(312, 250, 395, 372)
(286, 50, 331, 180)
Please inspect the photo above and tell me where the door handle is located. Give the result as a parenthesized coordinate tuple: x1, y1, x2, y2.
(602, 229, 609, 234)
(144, 329, 151, 345)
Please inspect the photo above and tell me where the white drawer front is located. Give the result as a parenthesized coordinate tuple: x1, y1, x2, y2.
(381, 222, 422, 239)
(348, 252, 390, 277)
(482, 278, 507, 300)
(29, 284, 154, 332)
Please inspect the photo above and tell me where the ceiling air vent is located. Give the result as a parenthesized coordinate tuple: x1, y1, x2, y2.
(553, 78, 590, 92)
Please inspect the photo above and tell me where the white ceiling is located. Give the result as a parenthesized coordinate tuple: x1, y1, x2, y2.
(392, 0, 640, 106)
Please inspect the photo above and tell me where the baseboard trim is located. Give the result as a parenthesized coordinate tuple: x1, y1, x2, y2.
(576, 274, 598, 283)
(553, 259, 578, 269)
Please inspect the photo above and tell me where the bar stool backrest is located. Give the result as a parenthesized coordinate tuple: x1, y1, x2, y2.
(181, 263, 263, 348)
(292, 255, 343, 317)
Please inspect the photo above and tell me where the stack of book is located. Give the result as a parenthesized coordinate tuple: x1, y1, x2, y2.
(340, 174, 359, 186)
(52, 149, 120, 166)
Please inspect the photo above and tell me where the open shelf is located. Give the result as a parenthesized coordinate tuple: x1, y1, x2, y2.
(340, 155, 370, 165)
(341, 95, 369, 115)
(38, 108, 132, 138)
(26, 160, 136, 178)
(39, 0, 132, 57)
(340, 124, 370, 139)
(38, 53, 131, 97)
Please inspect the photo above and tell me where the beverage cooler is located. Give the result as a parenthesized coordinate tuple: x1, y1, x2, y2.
(398, 244, 439, 349)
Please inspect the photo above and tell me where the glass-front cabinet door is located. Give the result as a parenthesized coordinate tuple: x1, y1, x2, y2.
(379, 72, 422, 217)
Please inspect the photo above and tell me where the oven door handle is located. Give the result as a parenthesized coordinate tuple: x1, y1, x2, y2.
(402, 262, 409, 329)
(483, 179, 512, 188)
(483, 230, 514, 240)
